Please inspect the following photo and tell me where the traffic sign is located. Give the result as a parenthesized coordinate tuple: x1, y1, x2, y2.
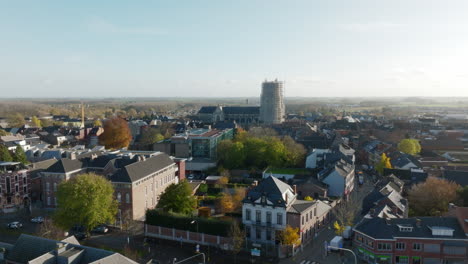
(251, 248, 261, 257)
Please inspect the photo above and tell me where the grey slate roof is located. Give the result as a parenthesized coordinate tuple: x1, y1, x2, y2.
(45, 158, 84, 174)
(444, 170, 468, 187)
(354, 217, 467, 240)
(198, 106, 217, 114)
(110, 153, 175, 183)
(6, 234, 137, 264)
(223, 106, 260, 115)
(288, 200, 315, 214)
(243, 176, 293, 207)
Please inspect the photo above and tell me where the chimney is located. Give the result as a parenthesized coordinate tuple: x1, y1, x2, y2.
(55, 242, 66, 255)
(391, 206, 398, 216)
(293, 185, 297, 194)
(416, 218, 421, 228)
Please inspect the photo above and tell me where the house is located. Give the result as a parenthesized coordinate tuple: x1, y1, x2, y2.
(388, 152, 421, 170)
(443, 170, 468, 187)
(353, 215, 468, 264)
(242, 176, 332, 256)
(109, 153, 178, 221)
(2, 234, 137, 264)
(0, 162, 29, 213)
(383, 168, 428, 188)
(197, 106, 260, 125)
(154, 128, 233, 160)
(27, 158, 56, 204)
(318, 159, 355, 198)
(41, 158, 86, 208)
(362, 175, 407, 218)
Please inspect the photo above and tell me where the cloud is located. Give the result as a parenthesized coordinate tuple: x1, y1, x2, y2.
(87, 17, 166, 36)
(340, 22, 404, 32)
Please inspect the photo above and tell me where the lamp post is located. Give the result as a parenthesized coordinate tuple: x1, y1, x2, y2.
(327, 245, 357, 264)
(190, 220, 199, 234)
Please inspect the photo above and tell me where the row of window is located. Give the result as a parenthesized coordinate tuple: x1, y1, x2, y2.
(45, 182, 57, 192)
(245, 209, 283, 225)
(301, 207, 318, 226)
(116, 192, 131, 203)
(0, 176, 27, 194)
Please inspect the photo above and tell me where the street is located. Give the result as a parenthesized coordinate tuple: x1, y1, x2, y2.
(280, 175, 375, 264)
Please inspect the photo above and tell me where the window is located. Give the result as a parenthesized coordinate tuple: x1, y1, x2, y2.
(423, 244, 440, 253)
(266, 212, 272, 224)
(126, 193, 130, 203)
(256, 228, 261, 239)
(412, 257, 421, 264)
(54, 197, 57, 206)
(277, 213, 283, 225)
(395, 256, 408, 264)
(53, 183, 57, 191)
(396, 242, 406, 250)
(366, 239, 374, 248)
(47, 196, 51, 206)
(356, 234, 363, 243)
(256, 210, 261, 223)
(23, 186, 26, 193)
(15, 175, 18, 182)
(246, 227, 251, 238)
(302, 216, 304, 225)
(23, 177, 26, 184)
(117, 192, 121, 203)
(412, 243, 422, 251)
(266, 230, 271, 240)
(15, 185, 18, 193)
(46, 182, 50, 192)
(314, 208, 317, 216)
(310, 211, 312, 219)
(246, 209, 251, 221)
(378, 243, 392, 251)
(306, 213, 309, 222)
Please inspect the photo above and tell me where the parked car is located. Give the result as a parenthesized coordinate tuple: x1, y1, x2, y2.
(74, 232, 89, 240)
(31, 216, 44, 223)
(91, 225, 109, 234)
(7, 221, 22, 229)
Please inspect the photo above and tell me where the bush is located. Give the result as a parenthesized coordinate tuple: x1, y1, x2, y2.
(146, 210, 233, 236)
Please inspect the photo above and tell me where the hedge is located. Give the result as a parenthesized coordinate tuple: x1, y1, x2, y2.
(146, 210, 233, 237)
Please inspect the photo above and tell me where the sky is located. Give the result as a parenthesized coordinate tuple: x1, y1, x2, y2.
(1, 0, 468, 98)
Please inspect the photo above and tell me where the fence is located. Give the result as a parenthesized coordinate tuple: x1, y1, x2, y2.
(145, 224, 232, 250)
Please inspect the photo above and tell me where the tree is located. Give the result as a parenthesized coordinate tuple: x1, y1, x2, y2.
(35, 218, 65, 240)
(398, 139, 421, 155)
(13, 146, 28, 165)
(99, 117, 132, 149)
(228, 222, 245, 263)
(198, 183, 208, 193)
(31, 116, 41, 127)
(93, 119, 102, 127)
(217, 140, 246, 169)
(248, 127, 278, 138)
(0, 145, 13, 162)
(7, 113, 25, 128)
(408, 177, 459, 216)
(457, 186, 468, 207)
(282, 136, 306, 167)
(218, 193, 235, 213)
(157, 181, 197, 214)
(139, 128, 165, 146)
(0, 129, 9, 136)
(333, 221, 346, 236)
(376, 153, 392, 175)
(218, 176, 229, 185)
(53, 173, 118, 232)
(333, 197, 359, 229)
(279, 225, 301, 256)
(232, 188, 246, 212)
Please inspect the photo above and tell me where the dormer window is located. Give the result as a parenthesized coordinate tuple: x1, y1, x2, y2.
(397, 224, 413, 232)
(429, 226, 454, 237)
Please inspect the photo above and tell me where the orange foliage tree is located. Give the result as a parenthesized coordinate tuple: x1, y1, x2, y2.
(99, 117, 132, 149)
(408, 177, 459, 216)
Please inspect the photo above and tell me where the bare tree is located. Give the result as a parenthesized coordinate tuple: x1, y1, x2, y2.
(332, 196, 360, 229)
(36, 218, 66, 240)
(228, 222, 245, 264)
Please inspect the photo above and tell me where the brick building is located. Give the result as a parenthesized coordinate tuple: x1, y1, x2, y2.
(353, 213, 468, 264)
(0, 162, 29, 213)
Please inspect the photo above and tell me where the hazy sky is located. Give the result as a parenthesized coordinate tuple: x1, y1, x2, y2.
(1, 0, 468, 98)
